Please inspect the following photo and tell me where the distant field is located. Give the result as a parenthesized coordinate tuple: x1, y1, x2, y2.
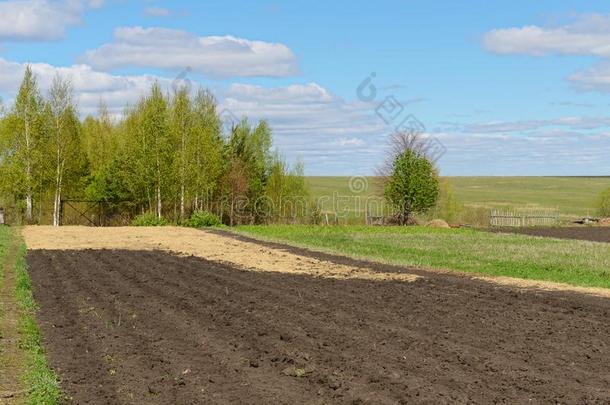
(306, 176, 610, 217)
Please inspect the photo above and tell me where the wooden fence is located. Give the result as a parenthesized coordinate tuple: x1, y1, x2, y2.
(490, 210, 559, 227)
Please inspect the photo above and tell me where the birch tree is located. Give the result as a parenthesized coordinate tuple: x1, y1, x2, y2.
(82, 100, 116, 173)
(190, 89, 223, 210)
(170, 86, 193, 221)
(4, 67, 46, 223)
(139, 83, 172, 219)
(48, 75, 80, 226)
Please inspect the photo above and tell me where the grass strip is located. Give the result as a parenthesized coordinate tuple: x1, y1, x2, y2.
(12, 233, 62, 404)
(0, 228, 8, 363)
(235, 225, 610, 289)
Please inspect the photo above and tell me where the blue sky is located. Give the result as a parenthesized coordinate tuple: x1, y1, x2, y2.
(1, 0, 610, 175)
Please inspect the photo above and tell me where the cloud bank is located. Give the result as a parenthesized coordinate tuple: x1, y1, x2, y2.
(0, 58, 168, 117)
(0, 0, 101, 41)
(80, 27, 300, 78)
(484, 14, 610, 92)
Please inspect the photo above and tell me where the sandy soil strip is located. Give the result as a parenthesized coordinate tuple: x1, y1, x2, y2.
(472, 275, 610, 298)
(21, 226, 419, 283)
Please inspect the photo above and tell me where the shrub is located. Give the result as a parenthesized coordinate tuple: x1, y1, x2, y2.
(308, 204, 323, 225)
(460, 206, 490, 227)
(428, 179, 463, 223)
(383, 149, 439, 224)
(597, 188, 610, 217)
(131, 212, 168, 227)
(185, 210, 222, 228)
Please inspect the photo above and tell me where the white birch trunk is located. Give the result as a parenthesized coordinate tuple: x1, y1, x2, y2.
(24, 108, 33, 223)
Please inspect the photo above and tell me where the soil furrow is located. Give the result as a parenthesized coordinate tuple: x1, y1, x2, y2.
(27, 248, 610, 404)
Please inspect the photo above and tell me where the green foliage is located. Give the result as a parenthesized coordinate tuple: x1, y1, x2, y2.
(0, 66, 48, 223)
(225, 119, 273, 202)
(185, 210, 222, 228)
(47, 75, 87, 225)
(265, 158, 309, 222)
(384, 149, 439, 222)
(171, 86, 193, 221)
(597, 188, 610, 217)
(428, 179, 463, 223)
(131, 212, 168, 226)
(458, 206, 490, 227)
(0, 69, 308, 225)
(189, 89, 224, 208)
(132, 83, 173, 219)
(85, 156, 132, 203)
(82, 102, 116, 173)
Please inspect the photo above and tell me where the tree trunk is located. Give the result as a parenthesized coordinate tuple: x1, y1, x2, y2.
(53, 153, 62, 227)
(53, 184, 62, 226)
(25, 192, 33, 224)
(180, 184, 185, 221)
(53, 191, 59, 226)
(157, 185, 162, 219)
(180, 124, 186, 221)
(24, 102, 33, 224)
(230, 199, 234, 227)
(147, 188, 152, 213)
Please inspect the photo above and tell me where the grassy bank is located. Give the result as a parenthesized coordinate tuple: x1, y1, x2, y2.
(236, 225, 610, 289)
(0, 227, 61, 404)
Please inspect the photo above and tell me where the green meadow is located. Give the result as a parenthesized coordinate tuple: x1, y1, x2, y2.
(236, 225, 610, 289)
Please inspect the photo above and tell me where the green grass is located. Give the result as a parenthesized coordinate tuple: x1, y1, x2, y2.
(306, 176, 610, 217)
(0, 227, 62, 404)
(236, 225, 610, 289)
(0, 227, 8, 353)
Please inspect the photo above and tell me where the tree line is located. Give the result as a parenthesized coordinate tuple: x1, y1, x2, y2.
(0, 67, 308, 225)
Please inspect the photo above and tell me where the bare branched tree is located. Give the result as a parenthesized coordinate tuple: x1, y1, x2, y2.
(374, 129, 443, 224)
(376, 131, 440, 189)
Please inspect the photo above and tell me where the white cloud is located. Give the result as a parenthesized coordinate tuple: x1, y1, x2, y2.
(216, 84, 610, 175)
(550, 101, 595, 108)
(336, 137, 365, 147)
(445, 116, 610, 134)
(432, 115, 610, 175)
(0, 58, 170, 117)
(143, 6, 171, 17)
(221, 82, 383, 137)
(0, 0, 101, 41)
(435, 129, 610, 175)
(483, 14, 610, 92)
(484, 14, 610, 56)
(568, 62, 610, 91)
(80, 26, 300, 78)
(219, 82, 389, 174)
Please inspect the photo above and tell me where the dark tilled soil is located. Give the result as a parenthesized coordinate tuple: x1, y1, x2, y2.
(28, 249, 610, 404)
(489, 226, 610, 243)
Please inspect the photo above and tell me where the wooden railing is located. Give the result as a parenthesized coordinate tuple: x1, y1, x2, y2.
(490, 210, 559, 227)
